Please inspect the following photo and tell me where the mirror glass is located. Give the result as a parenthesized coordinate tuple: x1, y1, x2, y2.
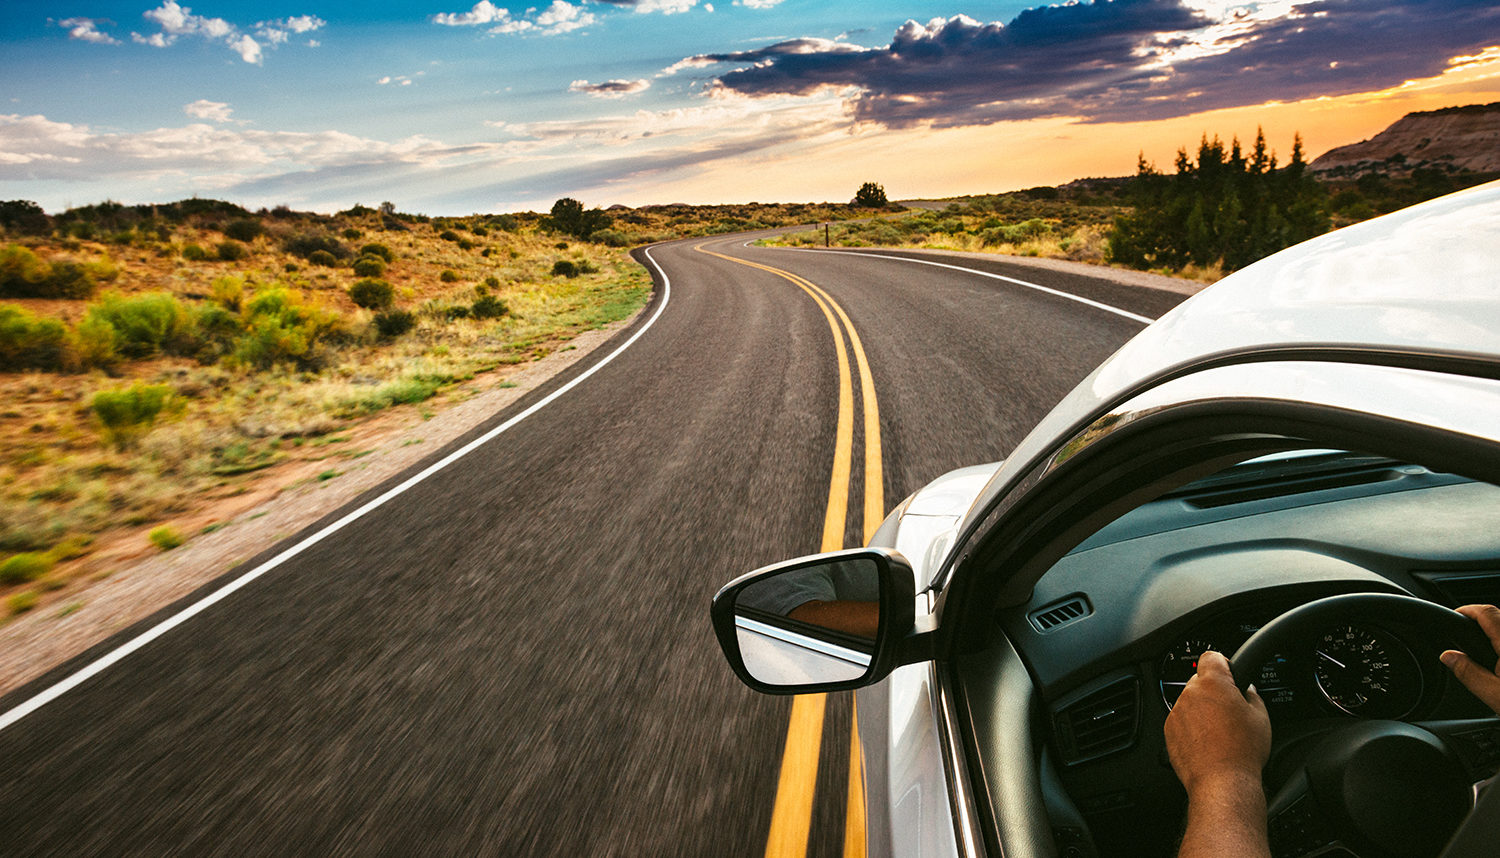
(732, 557, 881, 686)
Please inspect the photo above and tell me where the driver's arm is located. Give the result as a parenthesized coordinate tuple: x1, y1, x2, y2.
(1440, 603, 1500, 714)
(1164, 650, 1273, 858)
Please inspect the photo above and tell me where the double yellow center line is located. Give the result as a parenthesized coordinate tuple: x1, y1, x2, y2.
(695, 244, 884, 858)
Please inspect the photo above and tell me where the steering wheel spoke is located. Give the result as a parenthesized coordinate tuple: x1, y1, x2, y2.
(1267, 773, 1347, 857)
(1418, 717, 1500, 783)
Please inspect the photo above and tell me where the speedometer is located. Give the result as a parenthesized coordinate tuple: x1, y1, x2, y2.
(1312, 624, 1422, 718)
(1159, 639, 1219, 709)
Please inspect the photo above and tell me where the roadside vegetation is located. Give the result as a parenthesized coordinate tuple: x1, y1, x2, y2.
(0, 194, 897, 618)
(766, 133, 1498, 282)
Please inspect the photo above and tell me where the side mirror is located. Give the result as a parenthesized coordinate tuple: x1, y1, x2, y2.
(710, 548, 917, 694)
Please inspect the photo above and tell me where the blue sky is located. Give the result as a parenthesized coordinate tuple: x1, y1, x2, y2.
(3, 1, 1499, 214)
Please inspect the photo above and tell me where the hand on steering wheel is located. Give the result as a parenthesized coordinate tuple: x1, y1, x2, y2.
(1441, 604, 1500, 715)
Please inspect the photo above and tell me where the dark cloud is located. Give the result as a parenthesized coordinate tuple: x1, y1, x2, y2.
(687, 0, 1500, 127)
(569, 78, 651, 97)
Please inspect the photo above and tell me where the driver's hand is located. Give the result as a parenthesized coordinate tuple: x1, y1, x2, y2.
(1165, 651, 1272, 795)
(1440, 604, 1500, 715)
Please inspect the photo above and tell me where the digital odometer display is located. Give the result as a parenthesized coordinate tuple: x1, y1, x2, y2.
(1312, 624, 1422, 718)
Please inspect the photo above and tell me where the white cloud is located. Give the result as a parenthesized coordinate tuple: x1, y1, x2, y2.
(229, 34, 262, 64)
(433, 1, 511, 26)
(59, 17, 121, 45)
(735, 0, 784, 7)
(128, 2, 319, 64)
(184, 99, 234, 121)
(633, 0, 697, 14)
(570, 78, 652, 98)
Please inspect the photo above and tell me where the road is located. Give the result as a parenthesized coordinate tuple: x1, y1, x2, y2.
(0, 235, 1188, 856)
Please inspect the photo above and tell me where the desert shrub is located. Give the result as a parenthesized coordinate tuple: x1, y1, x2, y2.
(457, 238, 476, 251)
(307, 249, 338, 267)
(471, 225, 488, 237)
(0, 245, 106, 299)
(471, 295, 507, 319)
(0, 200, 52, 236)
(551, 260, 579, 278)
(0, 304, 68, 371)
(190, 303, 240, 362)
(348, 278, 394, 310)
(373, 309, 415, 338)
(342, 228, 362, 240)
(216, 240, 248, 261)
(352, 256, 386, 277)
(148, 525, 184, 551)
(0, 552, 51, 585)
(438, 230, 460, 242)
(91, 382, 174, 448)
(84, 292, 192, 358)
(359, 242, 394, 262)
(181, 243, 209, 261)
(231, 288, 343, 370)
(282, 232, 350, 261)
(283, 262, 298, 272)
(211, 276, 245, 310)
(439, 269, 460, 283)
(70, 314, 118, 369)
(443, 304, 471, 320)
(546, 198, 610, 239)
(483, 276, 500, 289)
(223, 219, 264, 242)
(853, 181, 889, 207)
(589, 228, 630, 247)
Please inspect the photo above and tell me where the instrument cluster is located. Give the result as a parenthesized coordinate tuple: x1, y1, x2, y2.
(1157, 612, 1427, 720)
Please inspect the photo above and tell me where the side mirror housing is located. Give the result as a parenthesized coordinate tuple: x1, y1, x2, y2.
(710, 548, 917, 694)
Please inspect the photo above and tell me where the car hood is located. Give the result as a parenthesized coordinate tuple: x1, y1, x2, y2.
(958, 179, 1500, 537)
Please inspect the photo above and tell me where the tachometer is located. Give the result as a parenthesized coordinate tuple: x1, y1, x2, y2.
(1312, 624, 1422, 718)
(1160, 639, 1220, 709)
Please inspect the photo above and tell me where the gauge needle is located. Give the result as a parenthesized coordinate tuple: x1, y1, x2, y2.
(1317, 650, 1347, 669)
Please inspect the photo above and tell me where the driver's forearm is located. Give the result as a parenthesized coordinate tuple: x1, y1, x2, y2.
(1177, 772, 1270, 858)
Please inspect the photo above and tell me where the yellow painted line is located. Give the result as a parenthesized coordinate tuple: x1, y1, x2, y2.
(845, 701, 868, 858)
(697, 244, 854, 858)
(695, 242, 884, 858)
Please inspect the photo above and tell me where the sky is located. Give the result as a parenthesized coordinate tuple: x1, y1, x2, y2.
(3, 0, 1500, 214)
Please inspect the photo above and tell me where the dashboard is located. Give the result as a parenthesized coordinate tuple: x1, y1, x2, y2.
(977, 454, 1500, 857)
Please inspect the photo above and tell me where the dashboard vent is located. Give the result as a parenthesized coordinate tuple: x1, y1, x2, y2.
(1055, 678, 1139, 765)
(1028, 595, 1093, 633)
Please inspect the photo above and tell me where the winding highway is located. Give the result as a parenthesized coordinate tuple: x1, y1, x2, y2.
(0, 233, 1189, 856)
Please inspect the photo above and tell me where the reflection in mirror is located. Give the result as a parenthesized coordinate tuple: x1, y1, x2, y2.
(733, 558, 881, 686)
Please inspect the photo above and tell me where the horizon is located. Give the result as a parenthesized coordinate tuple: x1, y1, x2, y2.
(4, 1, 1499, 216)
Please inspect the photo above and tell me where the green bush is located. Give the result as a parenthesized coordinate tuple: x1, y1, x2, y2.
(283, 233, 350, 261)
(483, 276, 500, 289)
(91, 382, 173, 448)
(359, 243, 394, 262)
(0, 552, 51, 585)
(373, 310, 415, 338)
(352, 256, 386, 277)
(84, 292, 192, 358)
(216, 240, 248, 261)
(471, 295, 507, 319)
(0, 304, 68, 371)
(223, 219, 264, 242)
(342, 228, 362, 240)
(551, 260, 579, 278)
(307, 249, 338, 267)
(181, 243, 209, 261)
(231, 288, 343, 370)
(438, 230, 460, 242)
(348, 278, 394, 310)
(70, 314, 118, 369)
(0, 245, 105, 299)
(148, 525, 184, 551)
(439, 269, 460, 283)
(589, 228, 630, 248)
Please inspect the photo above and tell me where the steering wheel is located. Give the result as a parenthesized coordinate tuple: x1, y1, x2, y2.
(1228, 593, 1500, 858)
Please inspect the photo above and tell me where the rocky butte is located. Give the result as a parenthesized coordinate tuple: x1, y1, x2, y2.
(1312, 102, 1500, 178)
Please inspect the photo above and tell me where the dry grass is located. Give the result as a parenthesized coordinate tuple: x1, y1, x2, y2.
(1, 210, 653, 616)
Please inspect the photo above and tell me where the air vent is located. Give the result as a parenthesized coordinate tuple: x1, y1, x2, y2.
(1054, 677, 1139, 765)
(1028, 595, 1093, 633)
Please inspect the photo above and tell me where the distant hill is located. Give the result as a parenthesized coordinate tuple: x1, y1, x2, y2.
(1312, 102, 1500, 177)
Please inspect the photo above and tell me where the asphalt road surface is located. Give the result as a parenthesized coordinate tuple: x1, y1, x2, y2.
(0, 234, 1190, 857)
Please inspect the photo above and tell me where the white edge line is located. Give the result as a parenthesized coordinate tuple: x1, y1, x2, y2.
(779, 247, 1155, 325)
(0, 246, 674, 734)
